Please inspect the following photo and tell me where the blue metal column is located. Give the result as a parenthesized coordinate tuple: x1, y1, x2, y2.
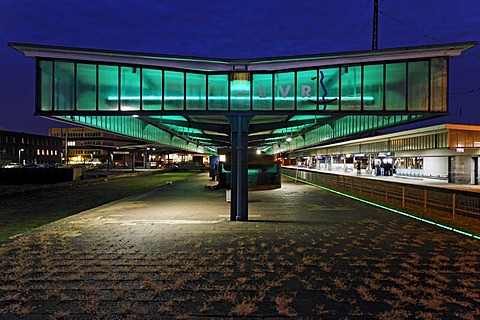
(228, 116, 252, 221)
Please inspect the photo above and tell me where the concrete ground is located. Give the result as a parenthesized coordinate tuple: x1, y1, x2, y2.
(0, 173, 479, 319)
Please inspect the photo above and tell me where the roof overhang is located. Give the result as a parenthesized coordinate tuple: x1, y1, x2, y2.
(9, 41, 477, 72)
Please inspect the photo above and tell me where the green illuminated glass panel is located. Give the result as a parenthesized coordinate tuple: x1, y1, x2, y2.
(230, 78, 250, 111)
(142, 68, 162, 110)
(164, 71, 184, 110)
(340, 66, 361, 111)
(186, 73, 206, 110)
(98, 65, 119, 111)
(120, 67, 140, 111)
(408, 61, 429, 111)
(430, 58, 447, 112)
(363, 64, 384, 111)
(297, 70, 317, 110)
(253, 74, 272, 110)
(54, 61, 75, 111)
(274, 72, 294, 110)
(208, 75, 228, 111)
(385, 63, 406, 111)
(319, 68, 339, 111)
(76, 64, 96, 111)
(40, 60, 53, 111)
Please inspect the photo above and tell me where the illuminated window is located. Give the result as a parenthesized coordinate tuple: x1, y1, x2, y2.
(40, 60, 53, 111)
(76, 63, 97, 111)
(408, 61, 429, 111)
(296, 70, 317, 111)
(253, 74, 273, 111)
(274, 72, 294, 110)
(120, 66, 140, 111)
(55, 61, 75, 111)
(208, 75, 228, 111)
(385, 63, 406, 111)
(142, 69, 162, 110)
(186, 73, 206, 111)
(164, 71, 185, 111)
(99, 65, 119, 111)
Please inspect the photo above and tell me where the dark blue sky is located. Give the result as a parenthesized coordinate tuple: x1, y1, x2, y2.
(1, 0, 479, 134)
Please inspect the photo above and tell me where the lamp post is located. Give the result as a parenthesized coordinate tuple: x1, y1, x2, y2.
(18, 148, 24, 165)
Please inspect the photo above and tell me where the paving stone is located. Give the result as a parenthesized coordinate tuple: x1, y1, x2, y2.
(0, 174, 479, 318)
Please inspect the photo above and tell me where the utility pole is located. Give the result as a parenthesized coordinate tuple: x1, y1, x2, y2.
(372, 0, 379, 50)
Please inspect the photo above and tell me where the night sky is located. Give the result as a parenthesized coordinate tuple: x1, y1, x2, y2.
(0, 0, 479, 135)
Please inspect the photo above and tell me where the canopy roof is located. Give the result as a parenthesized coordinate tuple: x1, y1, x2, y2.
(10, 41, 477, 154)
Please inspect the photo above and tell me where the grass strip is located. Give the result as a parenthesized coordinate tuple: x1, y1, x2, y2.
(0, 171, 198, 240)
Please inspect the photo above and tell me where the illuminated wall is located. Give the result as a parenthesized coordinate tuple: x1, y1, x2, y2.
(39, 58, 448, 113)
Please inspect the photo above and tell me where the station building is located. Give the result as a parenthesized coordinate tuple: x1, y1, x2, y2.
(283, 123, 480, 185)
(49, 127, 146, 166)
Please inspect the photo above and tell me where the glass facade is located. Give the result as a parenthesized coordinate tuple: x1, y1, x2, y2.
(38, 58, 448, 114)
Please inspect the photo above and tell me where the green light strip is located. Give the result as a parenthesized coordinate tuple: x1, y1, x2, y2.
(282, 173, 480, 240)
(107, 95, 374, 102)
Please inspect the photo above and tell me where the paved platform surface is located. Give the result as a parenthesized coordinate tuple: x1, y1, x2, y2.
(1, 173, 479, 319)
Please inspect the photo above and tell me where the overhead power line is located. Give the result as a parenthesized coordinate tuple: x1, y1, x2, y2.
(379, 8, 480, 81)
(379, 10, 446, 44)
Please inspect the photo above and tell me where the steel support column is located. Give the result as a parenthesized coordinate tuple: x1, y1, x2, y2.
(228, 116, 252, 221)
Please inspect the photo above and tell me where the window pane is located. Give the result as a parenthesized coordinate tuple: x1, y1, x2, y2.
(363, 64, 384, 111)
(76, 64, 97, 111)
(54, 61, 75, 111)
(274, 72, 294, 110)
(474, 132, 480, 148)
(386, 63, 406, 111)
(120, 67, 140, 111)
(98, 65, 119, 111)
(186, 73, 206, 110)
(319, 68, 339, 111)
(431, 58, 447, 112)
(297, 70, 317, 111)
(465, 131, 473, 148)
(208, 75, 228, 111)
(40, 60, 53, 111)
(230, 73, 250, 111)
(408, 61, 429, 111)
(340, 66, 361, 111)
(164, 71, 184, 110)
(253, 74, 272, 110)
(142, 68, 162, 110)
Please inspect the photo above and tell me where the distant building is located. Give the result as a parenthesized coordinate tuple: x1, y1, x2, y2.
(49, 127, 145, 166)
(0, 130, 62, 167)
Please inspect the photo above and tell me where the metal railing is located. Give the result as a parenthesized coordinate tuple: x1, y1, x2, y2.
(282, 167, 480, 223)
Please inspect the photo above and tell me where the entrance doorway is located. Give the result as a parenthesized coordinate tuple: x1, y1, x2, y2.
(472, 157, 478, 185)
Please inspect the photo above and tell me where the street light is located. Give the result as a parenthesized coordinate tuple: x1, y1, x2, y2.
(18, 148, 24, 165)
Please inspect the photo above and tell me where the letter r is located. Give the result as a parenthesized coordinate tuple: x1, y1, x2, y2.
(301, 85, 311, 98)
